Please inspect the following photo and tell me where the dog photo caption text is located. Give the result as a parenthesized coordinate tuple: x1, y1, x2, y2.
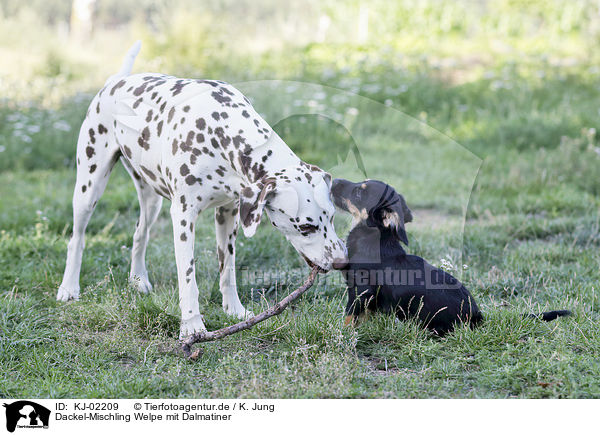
(52, 400, 275, 424)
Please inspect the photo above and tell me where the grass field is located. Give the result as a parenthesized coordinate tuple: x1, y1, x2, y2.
(1, 0, 600, 398)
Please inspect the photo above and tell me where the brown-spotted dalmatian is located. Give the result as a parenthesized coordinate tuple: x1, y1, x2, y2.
(57, 42, 348, 338)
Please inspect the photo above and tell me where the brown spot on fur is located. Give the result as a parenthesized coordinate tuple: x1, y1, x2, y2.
(217, 247, 225, 271)
(216, 209, 226, 225)
(133, 82, 148, 96)
(181, 131, 194, 152)
(110, 79, 126, 96)
(138, 126, 151, 150)
(211, 90, 231, 104)
(140, 165, 157, 181)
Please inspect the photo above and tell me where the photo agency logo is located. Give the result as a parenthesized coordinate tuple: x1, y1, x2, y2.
(239, 264, 463, 291)
(3, 401, 50, 432)
(212, 80, 481, 292)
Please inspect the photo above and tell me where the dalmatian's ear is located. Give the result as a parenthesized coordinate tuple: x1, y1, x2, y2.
(268, 185, 299, 218)
(314, 173, 335, 215)
(239, 178, 277, 238)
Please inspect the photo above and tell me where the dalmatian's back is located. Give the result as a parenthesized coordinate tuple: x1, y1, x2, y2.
(85, 73, 292, 202)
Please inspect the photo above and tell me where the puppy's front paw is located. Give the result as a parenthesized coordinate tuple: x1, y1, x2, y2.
(56, 286, 80, 302)
(179, 314, 207, 339)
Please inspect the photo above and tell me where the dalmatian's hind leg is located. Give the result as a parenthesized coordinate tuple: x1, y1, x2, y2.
(57, 118, 120, 301)
(123, 159, 163, 293)
(215, 202, 254, 319)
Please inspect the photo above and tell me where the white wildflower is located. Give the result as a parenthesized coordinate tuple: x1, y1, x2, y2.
(53, 120, 71, 131)
(313, 91, 327, 100)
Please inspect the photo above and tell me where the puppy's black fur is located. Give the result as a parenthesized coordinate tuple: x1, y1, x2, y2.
(332, 178, 571, 335)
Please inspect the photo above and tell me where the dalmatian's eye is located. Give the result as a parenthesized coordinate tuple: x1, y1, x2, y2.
(299, 223, 319, 236)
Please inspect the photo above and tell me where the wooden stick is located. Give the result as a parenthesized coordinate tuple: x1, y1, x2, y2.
(182, 266, 320, 359)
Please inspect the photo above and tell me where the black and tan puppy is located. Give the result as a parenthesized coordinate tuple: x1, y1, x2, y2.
(331, 178, 570, 335)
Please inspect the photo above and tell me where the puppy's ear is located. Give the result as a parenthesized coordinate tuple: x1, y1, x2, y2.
(380, 193, 412, 244)
(239, 177, 277, 237)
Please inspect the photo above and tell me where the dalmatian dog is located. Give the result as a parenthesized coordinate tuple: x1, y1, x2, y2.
(57, 41, 348, 338)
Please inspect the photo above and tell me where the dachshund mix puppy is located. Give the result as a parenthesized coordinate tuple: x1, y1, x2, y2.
(331, 178, 570, 335)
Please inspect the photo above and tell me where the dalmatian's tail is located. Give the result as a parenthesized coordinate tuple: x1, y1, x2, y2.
(104, 40, 142, 85)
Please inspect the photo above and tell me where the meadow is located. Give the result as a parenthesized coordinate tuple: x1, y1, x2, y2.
(1, 0, 600, 398)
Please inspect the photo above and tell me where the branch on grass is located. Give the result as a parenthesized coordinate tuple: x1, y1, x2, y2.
(181, 266, 320, 360)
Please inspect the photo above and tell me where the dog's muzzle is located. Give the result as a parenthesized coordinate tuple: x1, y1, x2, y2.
(332, 257, 349, 270)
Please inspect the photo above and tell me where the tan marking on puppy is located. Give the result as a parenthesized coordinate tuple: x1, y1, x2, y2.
(344, 198, 368, 230)
(344, 310, 371, 327)
(382, 210, 400, 228)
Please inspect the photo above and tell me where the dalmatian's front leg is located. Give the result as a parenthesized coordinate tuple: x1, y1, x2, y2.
(170, 202, 206, 338)
(215, 202, 253, 319)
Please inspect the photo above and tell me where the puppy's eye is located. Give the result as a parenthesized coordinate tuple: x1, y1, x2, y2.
(353, 187, 363, 200)
(299, 223, 318, 236)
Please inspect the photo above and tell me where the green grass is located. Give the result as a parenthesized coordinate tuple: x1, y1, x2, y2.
(1, 0, 600, 398)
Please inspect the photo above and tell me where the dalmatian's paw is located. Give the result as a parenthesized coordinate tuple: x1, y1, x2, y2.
(179, 314, 207, 339)
(224, 303, 255, 320)
(129, 275, 153, 294)
(56, 286, 80, 302)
